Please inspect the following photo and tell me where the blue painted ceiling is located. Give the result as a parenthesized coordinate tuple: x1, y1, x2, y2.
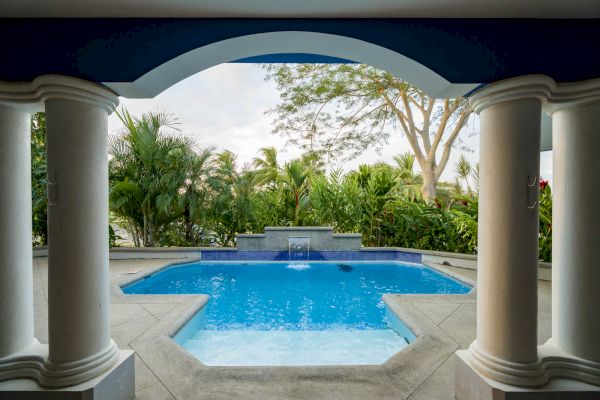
(234, 54, 356, 64)
(0, 18, 598, 84)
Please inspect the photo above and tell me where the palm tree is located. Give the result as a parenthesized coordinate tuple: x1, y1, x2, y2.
(206, 151, 257, 245)
(472, 163, 480, 194)
(176, 148, 213, 245)
(455, 154, 473, 197)
(252, 146, 280, 187)
(299, 150, 325, 177)
(109, 108, 194, 246)
(282, 160, 310, 225)
(393, 153, 416, 179)
(393, 152, 423, 201)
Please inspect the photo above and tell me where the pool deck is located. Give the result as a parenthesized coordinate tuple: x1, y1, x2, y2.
(31, 257, 553, 400)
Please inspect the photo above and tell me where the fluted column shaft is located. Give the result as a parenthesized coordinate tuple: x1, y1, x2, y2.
(456, 77, 600, 400)
(0, 76, 131, 391)
(45, 98, 115, 365)
(470, 95, 544, 381)
(551, 98, 600, 362)
(0, 104, 34, 359)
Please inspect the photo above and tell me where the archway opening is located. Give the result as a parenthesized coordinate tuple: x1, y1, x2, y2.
(103, 31, 478, 99)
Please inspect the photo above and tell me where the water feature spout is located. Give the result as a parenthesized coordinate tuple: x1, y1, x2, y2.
(288, 236, 310, 262)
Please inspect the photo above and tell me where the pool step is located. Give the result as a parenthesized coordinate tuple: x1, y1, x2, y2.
(182, 329, 408, 366)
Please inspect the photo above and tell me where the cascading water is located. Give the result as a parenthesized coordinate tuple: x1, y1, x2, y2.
(288, 236, 310, 269)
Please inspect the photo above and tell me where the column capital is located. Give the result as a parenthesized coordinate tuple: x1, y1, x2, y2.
(469, 75, 553, 114)
(544, 78, 600, 114)
(470, 75, 600, 115)
(0, 75, 119, 114)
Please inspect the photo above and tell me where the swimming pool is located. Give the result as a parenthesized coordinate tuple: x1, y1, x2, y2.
(123, 261, 470, 366)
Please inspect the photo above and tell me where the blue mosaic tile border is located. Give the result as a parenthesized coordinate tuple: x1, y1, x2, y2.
(199, 250, 422, 264)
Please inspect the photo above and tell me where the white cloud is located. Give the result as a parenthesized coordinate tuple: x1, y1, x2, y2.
(109, 63, 554, 186)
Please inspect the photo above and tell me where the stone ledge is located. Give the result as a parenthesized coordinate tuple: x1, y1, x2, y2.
(236, 226, 362, 251)
(264, 226, 334, 231)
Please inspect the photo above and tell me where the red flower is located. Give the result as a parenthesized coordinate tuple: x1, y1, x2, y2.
(539, 179, 549, 190)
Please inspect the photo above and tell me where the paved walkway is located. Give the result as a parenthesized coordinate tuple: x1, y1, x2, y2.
(31, 258, 552, 400)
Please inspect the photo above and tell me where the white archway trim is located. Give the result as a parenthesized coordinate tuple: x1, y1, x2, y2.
(103, 31, 479, 99)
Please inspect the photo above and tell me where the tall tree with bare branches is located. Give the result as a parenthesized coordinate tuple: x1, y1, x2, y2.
(265, 64, 473, 203)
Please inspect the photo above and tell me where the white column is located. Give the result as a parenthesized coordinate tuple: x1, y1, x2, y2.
(0, 103, 34, 359)
(551, 97, 600, 364)
(43, 79, 120, 385)
(0, 76, 131, 391)
(457, 77, 548, 389)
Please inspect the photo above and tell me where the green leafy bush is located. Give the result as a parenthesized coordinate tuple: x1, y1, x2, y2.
(30, 110, 552, 261)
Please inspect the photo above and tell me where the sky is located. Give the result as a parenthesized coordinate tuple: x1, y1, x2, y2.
(108, 63, 553, 185)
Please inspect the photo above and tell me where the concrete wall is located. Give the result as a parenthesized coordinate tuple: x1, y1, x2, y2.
(108, 248, 201, 260)
(380, 247, 552, 281)
(33, 246, 204, 260)
(32, 243, 552, 281)
(236, 227, 362, 251)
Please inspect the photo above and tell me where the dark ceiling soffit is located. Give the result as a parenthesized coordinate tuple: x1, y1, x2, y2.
(0, 18, 598, 84)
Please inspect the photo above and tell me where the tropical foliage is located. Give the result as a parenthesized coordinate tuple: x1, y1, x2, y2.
(30, 110, 553, 261)
(109, 109, 196, 247)
(538, 179, 552, 262)
(31, 113, 48, 246)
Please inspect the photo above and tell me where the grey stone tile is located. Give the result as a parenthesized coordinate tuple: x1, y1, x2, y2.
(413, 302, 460, 326)
(141, 303, 179, 320)
(538, 280, 552, 314)
(34, 309, 48, 344)
(33, 257, 49, 294)
(407, 355, 455, 400)
(134, 354, 165, 392)
(111, 303, 154, 327)
(134, 382, 176, 400)
(438, 303, 477, 349)
(538, 311, 552, 344)
(32, 261, 48, 303)
(110, 259, 177, 278)
(440, 265, 477, 282)
(111, 314, 158, 348)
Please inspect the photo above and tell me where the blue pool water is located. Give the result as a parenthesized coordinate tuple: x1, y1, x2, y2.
(123, 261, 470, 365)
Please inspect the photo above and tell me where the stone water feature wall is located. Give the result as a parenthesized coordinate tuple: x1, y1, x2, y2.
(236, 227, 362, 251)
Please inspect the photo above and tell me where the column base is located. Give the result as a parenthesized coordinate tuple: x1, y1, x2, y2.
(44, 340, 120, 387)
(0, 349, 134, 400)
(456, 350, 600, 400)
(539, 340, 600, 386)
(466, 341, 547, 387)
(0, 340, 47, 383)
(0, 340, 120, 388)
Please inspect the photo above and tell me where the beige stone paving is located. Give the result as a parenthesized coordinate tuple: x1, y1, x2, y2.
(30, 258, 553, 400)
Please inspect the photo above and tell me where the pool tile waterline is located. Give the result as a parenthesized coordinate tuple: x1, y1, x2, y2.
(199, 249, 422, 263)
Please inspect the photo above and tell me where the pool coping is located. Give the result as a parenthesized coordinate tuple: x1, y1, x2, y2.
(111, 258, 476, 399)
